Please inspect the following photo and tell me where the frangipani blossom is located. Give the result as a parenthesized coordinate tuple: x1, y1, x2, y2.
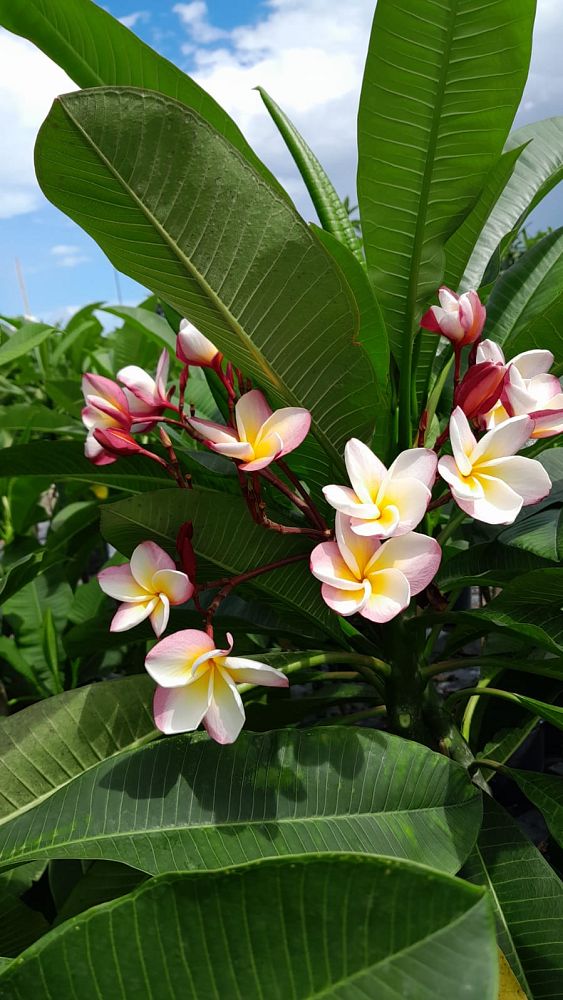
(454, 361, 507, 422)
(477, 340, 563, 438)
(98, 541, 194, 637)
(81, 373, 132, 466)
(438, 407, 551, 525)
(190, 389, 311, 472)
(310, 513, 441, 623)
(146, 629, 288, 743)
(117, 349, 170, 431)
(177, 319, 219, 367)
(421, 287, 486, 347)
(323, 439, 437, 537)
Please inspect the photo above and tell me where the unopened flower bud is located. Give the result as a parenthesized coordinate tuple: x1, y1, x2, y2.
(421, 287, 486, 348)
(454, 362, 506, 421)
(177, 319, 220, 366)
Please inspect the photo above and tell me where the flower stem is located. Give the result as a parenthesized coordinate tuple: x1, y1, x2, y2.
(436, 508, 465, 545)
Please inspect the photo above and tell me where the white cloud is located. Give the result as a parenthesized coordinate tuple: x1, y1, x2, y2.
(0, 29, 76, 219)
(173, 2, 227, 47)
(50, 244, 89, 268)
(118, 11, 150, 29)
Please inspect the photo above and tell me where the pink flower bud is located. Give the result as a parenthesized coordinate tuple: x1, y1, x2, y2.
(93, 427, 144, 457)
(177, 319, 220, 367)
(421, 287, 486, 348)
(454, 361, 506, 421)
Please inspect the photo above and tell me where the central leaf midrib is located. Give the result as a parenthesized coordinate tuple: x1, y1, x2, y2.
(59, 96, 346, 475)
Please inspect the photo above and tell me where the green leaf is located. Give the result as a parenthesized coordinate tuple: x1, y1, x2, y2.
(459, 688, 563, 733)
(101, 305, 176, 353)
(257, 87, 364, 262)
(0, 884, 49, 958)
(502, 768, 563, 850)
(0, 676, 156, 826)
(0, 0, 285, 199)
(35, 88, 376, 472)
(0, 551, 46, 604)
(100, 487, 341, 641)
(437, 542, 553, 591)
(0, 404, 78, 433)
(485, 228, 563, 358)
(462, 117, 563, 289)
(0, 728, 483, 876)
(0, 855, 498, 1000)
(0, 442, 171, 492)
(464, 796, 563, 997)
(357, 0, 534, 365)
(0, 323, 53, 367)
(53, 861, 148, 925)
(3, 573, 73, 684)
(499, 507, 563, 563)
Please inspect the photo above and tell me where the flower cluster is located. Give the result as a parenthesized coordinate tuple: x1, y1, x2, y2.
(89, 290, 559, 746)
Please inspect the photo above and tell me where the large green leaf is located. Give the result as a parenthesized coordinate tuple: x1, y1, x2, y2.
(0, 676, 156, 826)
(100, 487, 341, 640)
(0, 728, 482, 876)
(0, 855, 497, 999)
(0, 885, 49, 958)
(357, 0, 534, 369)
(437, 542, 553, 591)
(35, 88, 376, 472)
(464, 796, 563, 997)
(499, 508, 563, 563)
(0, 404, 78, 433)
(485, 228, 563, 358)
(0, 442, 171, 492)
(54, 861, 148, 925)
(502, 768, 563, 850)
(101, 305, 176, 353)
(461, 117, 563, 289)
(0, 0, 285, 198)
(0, 323, 53, 367)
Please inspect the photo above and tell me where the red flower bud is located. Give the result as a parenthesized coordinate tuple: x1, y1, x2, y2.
(454, 361, 506, 421)
(93, 427, 144, 457)
(421, 287, 486, 349)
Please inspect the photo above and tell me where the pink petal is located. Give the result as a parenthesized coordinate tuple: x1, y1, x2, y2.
(153, 673, 213, 735)
(235, 389, 272, 443)
(152, 569, 194, 605)
(117, 365, 159, 406)
(203, 666, 245, 744)
(82, 374, 129, 412)
(449, 408, 476, 476)
(189, 417, 240, 447)
(98, 564, 148, 602)
(222, 657, 289, 687)
(530, 402, 563, 438)
(150, 595, 170, 637)
(309, 541, 363, 590)
(455, 475, 523, 525)
(130, 541, 175, 590)
(323, 484, 379, 519)
(213, 441, 256, 462)
(472, 415, 534, 465)
(420, 306, 442, 333)
(145, 629, 215, 687)
(257, 407, 311, 458)
(477, 456, 551, 506)
(369, 533, 442, 596)
(344, 439, 386, 505)
(511, 349, 554, 379)
(321, 582, 370, 616)
(110, 599, 156, 632)
(388, 448, 437, 491)
(359, 568, 410, 623)
(155, 350, 170, 397)
(438, 287, 460, 311)
(84, 434, 116, 465)
(476, 340, 505, 366)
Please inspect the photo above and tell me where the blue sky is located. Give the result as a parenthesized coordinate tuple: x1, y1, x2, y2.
(1, 0, 562, 324)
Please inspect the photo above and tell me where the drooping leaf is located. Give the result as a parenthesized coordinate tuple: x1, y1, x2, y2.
(100, 487, 342, 640)
(35, 88, 377, 473)
(0, 442, 171, 492)
(0, 675, 156, 826)
(503, 768, 563, 850)
(0, 856, 498, 1000)
(0, 728, 483, 876)
(437, 542, 553, 591)
(464, 796, 563, 997)
(357, 0, 535, 366)
(461, 117, 563, 289)
(0, 323, 53, 367)
(499, 507, 563, 563)
(0, 884, 49, 958)
(257, 87, 364, 261)
(0, 0, 285, 198)
(461, 688, 563, 733)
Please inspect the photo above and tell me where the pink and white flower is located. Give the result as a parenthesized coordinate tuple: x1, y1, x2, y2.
(477, 340, 563, 438)
(81, 373, 132, 466)
(323, 439, 437, 538)
(310, 513, 441, 623)
(146, 629, 288, 743)
(117, 349, 170, 431)
(438, 407, 551, 525)
(98, 541, 194, 637)
(177, 319, 219, 367)
(421, 287, 486, 347)
(190, 388, 311, 472)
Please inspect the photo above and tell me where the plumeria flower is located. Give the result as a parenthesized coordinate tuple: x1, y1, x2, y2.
(177, 319, 220, 367)
(190, 388, 311, 472)
(310, 513, 441, 623)
(117, 349, 170, 431)
(438, 407, 551, 525)
(98, 541, 194, 637)
(421, 287, 486, 347)
(454, 361, 507, 422)
(146, 629, 288, 743)
(477, 340, 563, 438)
(81, 373, 132, 466)
(323, 439, 437, 538)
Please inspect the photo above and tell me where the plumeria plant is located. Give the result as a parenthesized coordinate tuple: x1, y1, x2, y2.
(0, 0, 562, 996)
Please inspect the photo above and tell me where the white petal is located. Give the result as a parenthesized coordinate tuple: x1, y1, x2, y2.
(256, 408, 311, 457)
(150, 595, 170, 637)
(511, 349, 554, 379)
(321, 581, 370, 616)
(190, 417, 241, 447)
(387, 448, 437, 491)
(359, 569, 410, 623)
(449, 408, 476, 476)
(203, 666, 245, 744)
(130, 541, 175, 591)
(438, 456, 484, 499)
(335, 511, 381, 578)
(471, 415, 534, 465)
(152, 569, 194, 605)
(222, 657, 289, 687)
(477, 456, 551, 506)
(117, 365, 158, 405)
(213, 441, 256, 462)
(368, 533, 442, 596)
(476, 340, 505, 365)
(235, 389, 272, 444)
(309, 541, 363, 590)
(344, 438, 386, 505)
(153, 673, 213, 735)
(438, 287, 460, 312)
(98, 564, 148, 602)
(350, 505, 400, 537)
(376, 477, 431, 533)
(110, 599, 156, 632)
(145, 629, 215, 687)
(463, 475, 523, 524)
(322, 484, 377, 518)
